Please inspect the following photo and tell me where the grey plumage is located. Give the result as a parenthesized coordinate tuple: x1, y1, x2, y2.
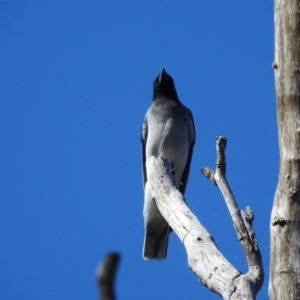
(141, 69, 195, 260)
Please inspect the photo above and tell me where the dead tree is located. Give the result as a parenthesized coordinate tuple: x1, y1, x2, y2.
(146, 136, 263, 299)
(269, 1, 300, 299)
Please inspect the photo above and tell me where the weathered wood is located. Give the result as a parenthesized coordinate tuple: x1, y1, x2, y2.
(213, 137, 263, 291)
(269, 1, 300, 299)
(147, 137, 263, 299)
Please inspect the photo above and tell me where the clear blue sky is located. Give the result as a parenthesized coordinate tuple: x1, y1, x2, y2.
(0, 2, 275, 299)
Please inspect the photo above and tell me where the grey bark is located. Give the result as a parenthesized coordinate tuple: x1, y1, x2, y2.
(146, 137, 263, 299)
(96, 253, 120, 300)
(269, 1, 300, 299)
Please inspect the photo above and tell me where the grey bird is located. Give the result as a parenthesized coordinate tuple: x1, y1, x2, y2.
(141, 68, 195, 260)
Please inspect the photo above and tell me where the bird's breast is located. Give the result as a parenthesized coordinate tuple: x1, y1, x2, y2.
(146, 115, 190, 181)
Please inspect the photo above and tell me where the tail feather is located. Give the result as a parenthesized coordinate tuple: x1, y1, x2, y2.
(143, 226, 169, 260)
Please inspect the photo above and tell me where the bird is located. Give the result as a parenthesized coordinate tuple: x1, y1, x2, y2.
(141, 68, 195, 260)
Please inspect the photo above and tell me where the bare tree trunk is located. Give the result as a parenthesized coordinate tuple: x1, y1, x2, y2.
(269, 1, 300, 299)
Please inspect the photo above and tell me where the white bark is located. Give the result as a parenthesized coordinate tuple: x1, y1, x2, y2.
(146, 137, 263, 299)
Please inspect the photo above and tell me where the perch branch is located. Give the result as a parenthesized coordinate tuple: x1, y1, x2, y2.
(146, 136, 264, 298)
(147, 156, 255, 299)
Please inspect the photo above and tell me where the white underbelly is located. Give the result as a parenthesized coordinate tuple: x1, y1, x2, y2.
(146, 119, 189, 182)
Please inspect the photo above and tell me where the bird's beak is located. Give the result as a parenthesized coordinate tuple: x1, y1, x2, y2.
(159, 68, 167, 82)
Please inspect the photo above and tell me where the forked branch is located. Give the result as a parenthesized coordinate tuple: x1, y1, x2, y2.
(146, 136, 263, 299)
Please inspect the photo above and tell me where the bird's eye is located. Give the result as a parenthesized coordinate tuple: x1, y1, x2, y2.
(153, 80, 158, 86)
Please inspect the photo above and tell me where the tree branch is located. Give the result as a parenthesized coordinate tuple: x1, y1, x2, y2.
(202, 136, 263, 290)
(146, 137, 263, 299)
(96, 253, 120, 300)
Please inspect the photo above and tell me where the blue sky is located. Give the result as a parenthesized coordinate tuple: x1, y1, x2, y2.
(0, 2, 275, 299)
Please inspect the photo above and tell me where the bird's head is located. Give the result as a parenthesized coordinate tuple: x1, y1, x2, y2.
(152, 68, 179, 102)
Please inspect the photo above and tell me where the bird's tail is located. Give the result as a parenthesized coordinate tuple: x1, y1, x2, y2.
(143, 225, 169, 260)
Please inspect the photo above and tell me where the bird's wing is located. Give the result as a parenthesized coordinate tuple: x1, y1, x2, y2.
(141, 115, 148, 188)
(179, 112, 196, 195)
